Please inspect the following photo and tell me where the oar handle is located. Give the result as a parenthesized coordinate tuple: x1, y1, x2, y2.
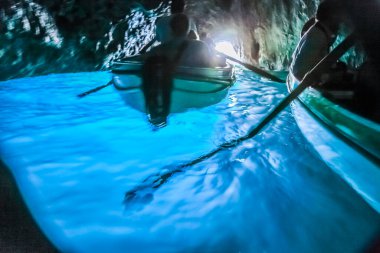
(304, 33, 356, 82)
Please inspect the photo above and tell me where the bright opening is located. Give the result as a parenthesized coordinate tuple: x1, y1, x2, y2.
(215, 41, 239, 58)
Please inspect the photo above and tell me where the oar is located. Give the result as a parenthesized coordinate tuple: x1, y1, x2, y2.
(124, 33, 356, 201)
(217, 52, 286, 83)
(139, 37, 157, 54)
(77, 38, 158, 98)
(77, 80, 113, 98)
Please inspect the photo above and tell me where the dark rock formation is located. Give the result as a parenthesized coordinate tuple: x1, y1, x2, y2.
(0, 0, 378, 80)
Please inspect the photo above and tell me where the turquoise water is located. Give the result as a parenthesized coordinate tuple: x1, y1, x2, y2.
(0, 70, 379, 253)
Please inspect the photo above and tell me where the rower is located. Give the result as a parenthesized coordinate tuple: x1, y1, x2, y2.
(290, 0, 347, 80)
(149, 14, 216, 67)
(155, 0, 198, 43)
(142, 14, 217, 127)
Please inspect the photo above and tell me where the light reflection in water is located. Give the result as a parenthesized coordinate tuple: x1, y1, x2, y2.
(215, 41, 240, 59)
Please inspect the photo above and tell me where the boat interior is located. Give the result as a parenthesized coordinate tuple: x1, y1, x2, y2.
(315, 73, 379, 124)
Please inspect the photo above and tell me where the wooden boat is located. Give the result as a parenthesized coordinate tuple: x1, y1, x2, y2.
(111, 60, 235, 114)
(287, 72, 380, 213)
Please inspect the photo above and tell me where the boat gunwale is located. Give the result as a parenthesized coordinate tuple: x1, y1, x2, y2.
(287, 73, 380, 164)
(111, 60, 234, 80)
(112, 60, 236, 92)
(112, 79, 232, 94)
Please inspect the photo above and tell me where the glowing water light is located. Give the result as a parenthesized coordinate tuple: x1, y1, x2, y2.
(215, 41, 239, 59)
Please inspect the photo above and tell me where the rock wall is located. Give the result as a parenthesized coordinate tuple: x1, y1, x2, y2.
(0, 0, 378, 80)
(187, 0, 319, 69)
(0, 0, 165, 80)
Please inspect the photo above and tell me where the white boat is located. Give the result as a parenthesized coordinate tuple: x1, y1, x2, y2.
(112, 60, 235, 114)
(287, 72, 380, 213)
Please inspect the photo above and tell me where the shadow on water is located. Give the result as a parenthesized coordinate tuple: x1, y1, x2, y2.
(0, 160, 58, 252)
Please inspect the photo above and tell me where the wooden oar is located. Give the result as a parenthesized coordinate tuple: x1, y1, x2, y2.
(217, 52, 286, 83)
(77, 80, 113, 98)
(124, 33, 356, 201)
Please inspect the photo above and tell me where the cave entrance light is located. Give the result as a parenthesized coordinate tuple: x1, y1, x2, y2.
(214, 41, 240, 59)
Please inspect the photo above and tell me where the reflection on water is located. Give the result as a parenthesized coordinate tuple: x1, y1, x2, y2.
(0, 70, 379, 253)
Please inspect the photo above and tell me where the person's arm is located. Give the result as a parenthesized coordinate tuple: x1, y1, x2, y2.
(292, 30, 328, 79)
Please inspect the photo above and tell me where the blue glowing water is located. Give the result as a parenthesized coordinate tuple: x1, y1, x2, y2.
(0, 70, 379, 253)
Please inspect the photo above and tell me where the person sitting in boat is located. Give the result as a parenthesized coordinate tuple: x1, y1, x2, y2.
(140, 14, 217, 127)
(290, 0, 347, 80)
(155, 0, 198, 43)
(199, 31, 227, 67)
(199, 32, 216, 48)
(125, 14, 218, 67)
(148, 13, 217, 68)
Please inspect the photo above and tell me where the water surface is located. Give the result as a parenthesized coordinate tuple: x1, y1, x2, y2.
(0, 70, 379, 253)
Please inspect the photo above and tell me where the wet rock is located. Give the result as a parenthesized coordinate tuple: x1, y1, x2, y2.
(0, 0, 378, 80)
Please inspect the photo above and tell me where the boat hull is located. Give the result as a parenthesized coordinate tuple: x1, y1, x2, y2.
(287, 73, 380, 213)
(112, 60, 235, 113)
